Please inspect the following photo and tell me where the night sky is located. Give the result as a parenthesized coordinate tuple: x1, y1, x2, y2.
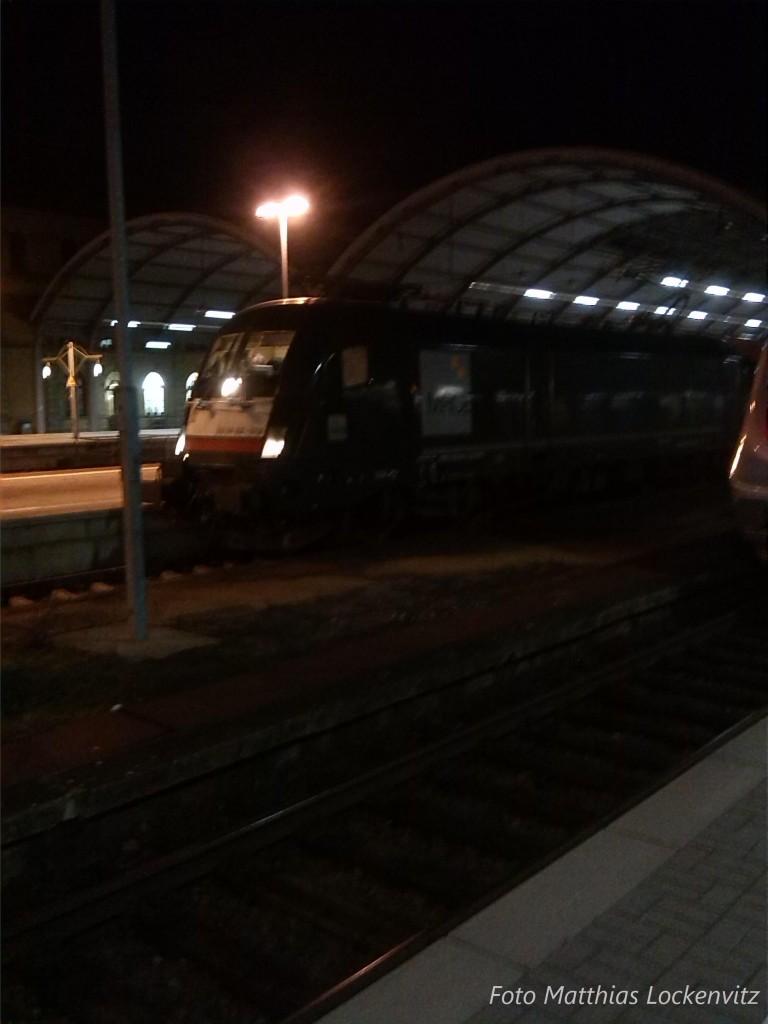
(3, 0, 766, 270)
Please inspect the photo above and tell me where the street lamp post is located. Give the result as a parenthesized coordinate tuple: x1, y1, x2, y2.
(41, 340, 103, 438)
(255, 195, 309, 299)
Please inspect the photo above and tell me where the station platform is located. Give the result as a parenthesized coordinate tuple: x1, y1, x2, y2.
(0, 428, 176, 473)
(317, 719, 767, 1024)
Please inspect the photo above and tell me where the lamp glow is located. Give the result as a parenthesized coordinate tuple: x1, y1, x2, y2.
(255, 194, 310, 299)
(256, 201, 280, 219)
(256, 195, 309, 219)
(39, 340, 102, 438)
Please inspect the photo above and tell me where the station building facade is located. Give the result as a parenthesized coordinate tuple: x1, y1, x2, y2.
(1, 209, 282, 435)
(1, 207, 104, 433)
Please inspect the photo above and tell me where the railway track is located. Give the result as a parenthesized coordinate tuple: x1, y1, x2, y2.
(3, 592, 767, 1024)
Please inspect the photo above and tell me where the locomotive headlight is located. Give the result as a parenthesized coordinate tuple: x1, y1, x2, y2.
(174, 430, 186, 457)
(261, 428, 286, 459)
(221, 376, 242, 398)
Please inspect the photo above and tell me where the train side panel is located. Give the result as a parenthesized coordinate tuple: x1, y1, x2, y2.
(161, 300, 748, 535)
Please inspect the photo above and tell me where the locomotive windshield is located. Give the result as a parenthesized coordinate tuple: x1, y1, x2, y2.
(195, 329, 295, 399)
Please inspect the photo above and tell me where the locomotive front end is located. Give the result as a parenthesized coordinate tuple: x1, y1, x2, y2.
(161, 321, 297, 526)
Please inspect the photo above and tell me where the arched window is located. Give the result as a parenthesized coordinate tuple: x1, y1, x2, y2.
(104, 372, 121, 417)
(142, 372, 165, 416)
(185, 372, 199, 401)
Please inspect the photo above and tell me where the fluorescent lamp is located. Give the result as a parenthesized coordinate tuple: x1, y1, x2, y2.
(128, 320, 140, 328)
(146, 341, 171, 349)
(205, 310, 235, 319)
(573, 296, 599, 306)
(687, 311, 707, 320)
(743, 292, 765, 303)
(168, 323, 194, 332)
(617, 301, 640, 311)
(661, 276, 689, 288)
(745, 319, 763, 328)
(468, 281, 516, 295)
(705, 285, 728, 297)
(524, 288, 553, 300)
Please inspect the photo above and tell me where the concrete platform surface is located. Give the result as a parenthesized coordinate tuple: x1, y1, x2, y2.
(317, 719, 767, 1024)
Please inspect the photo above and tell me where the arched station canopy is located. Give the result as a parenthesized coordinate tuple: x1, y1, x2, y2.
(31, 212, 282, 345)
(329, 148, 767, 344)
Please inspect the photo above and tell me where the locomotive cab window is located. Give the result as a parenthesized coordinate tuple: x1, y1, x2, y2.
(244, 331, 293, 373)
(199, 331, 245, 380)
(194, 329, 295, 399)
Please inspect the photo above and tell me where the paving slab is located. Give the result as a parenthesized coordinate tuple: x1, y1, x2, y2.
(316, 721, 767, 1024)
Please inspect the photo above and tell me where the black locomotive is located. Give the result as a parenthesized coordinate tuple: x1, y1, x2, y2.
(161, 297, 747, 542)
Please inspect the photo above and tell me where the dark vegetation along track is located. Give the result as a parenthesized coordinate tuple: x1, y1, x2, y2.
(3, 600, 768, 1024)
